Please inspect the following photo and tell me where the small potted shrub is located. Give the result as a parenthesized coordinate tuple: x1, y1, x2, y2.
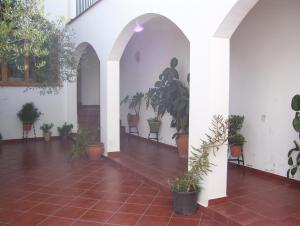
(17, 102, 42, 131)
(40, 123, 54, 142)
(228, 115, 245, 157)
(57, 122, 73, 140)
(145, 91, 162, 134)
(121, 92, 144, 128)
(169, 115, 228, 215)
(70, 128, 104, 160)
(228, 133, 246, 157)
(147, 117, 161, 133)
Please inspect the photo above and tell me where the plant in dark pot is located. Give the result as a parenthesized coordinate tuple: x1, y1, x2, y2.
(287, 94, 300, 178)
(70, 128, 104, 160)
(40, 123, 54, 142)
(169, 115, 228, 215)
(17, 102, 42, 132)
(57, 122, 73, 140)
(228, 115, 245, 157)
(121, 92, 144, 128)
(146, 57, 189, 157)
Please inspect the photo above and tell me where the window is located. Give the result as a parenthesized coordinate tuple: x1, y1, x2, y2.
(0, 52, 57, 87)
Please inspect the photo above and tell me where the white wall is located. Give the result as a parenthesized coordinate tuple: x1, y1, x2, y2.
(79, 46, 100, 106)
(0, 88, 68, 139)
(120, 20, 189, 146)
(230, 0, 300, 180)
(44, 0, 69, 20)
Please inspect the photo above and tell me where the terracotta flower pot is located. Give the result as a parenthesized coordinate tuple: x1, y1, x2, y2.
(23, 123, 32, 131)
(176, 134, 189, 158)
(127, 114, 139, 127)
(86, 143, 104, 160)
(230, 144, 242, 157)
(43, 132, 51, 142)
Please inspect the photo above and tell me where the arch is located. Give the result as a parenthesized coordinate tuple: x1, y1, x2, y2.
(109, 13, 189, 61)
(75, 42, 101, 141)
(75, 42, 100, 67)
(214, 0, 259, 38)
(105, 13, 190, 154)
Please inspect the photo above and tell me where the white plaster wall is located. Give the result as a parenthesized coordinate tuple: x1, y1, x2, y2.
(44, 0, 69, 20)
(230, 0, 300, 180)
(80, 46, 100, 106)
(120, 23, 189, 146)
(68, 0, 257, 206)
(0, 88, 68, 139)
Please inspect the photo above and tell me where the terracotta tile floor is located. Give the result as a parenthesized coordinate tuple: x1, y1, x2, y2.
(110, 135, 300, 226)
(0, 137, 300, 226)
(0, 139, 222, 226)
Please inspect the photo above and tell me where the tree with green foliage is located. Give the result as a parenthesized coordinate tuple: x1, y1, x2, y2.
(0, 0, 77, 94)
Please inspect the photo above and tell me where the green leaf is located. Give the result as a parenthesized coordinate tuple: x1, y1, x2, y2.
(288, 157, 294, 166)
(170, 57, 178, 68)
(291, 167, 298, 176)
(292, 95, 300, 111)
(287, 169, 290, 178)
(154, 81, 162, 88)
(293, 117, 300, 132)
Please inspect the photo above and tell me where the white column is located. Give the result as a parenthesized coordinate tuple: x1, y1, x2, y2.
(189, 37, 229, 207)
(104, 60, 120, 154)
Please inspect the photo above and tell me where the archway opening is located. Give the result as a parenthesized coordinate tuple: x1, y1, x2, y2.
(76, 43, 101, 140)
(108, 13, 190, 186)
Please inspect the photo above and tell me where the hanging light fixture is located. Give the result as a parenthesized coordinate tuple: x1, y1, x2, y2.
(134, 21, 144, 33)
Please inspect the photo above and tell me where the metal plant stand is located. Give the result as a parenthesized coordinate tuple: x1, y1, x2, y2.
(228, 144, 245, 166)
(129, 125, 139, 136)
(23, 124, 37, 139)
(148, 131, 159, 142)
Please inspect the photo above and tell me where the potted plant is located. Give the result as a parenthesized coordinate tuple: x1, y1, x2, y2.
(287, 94, 300, 178)
(169, 115, 228, 215)
(70, 128, 104, 160)
(145, 91, 162, 134)
(17, 102, 42, 131)
(57, 122, 73, 140)
(146, 57, 189, 157)
(121, 92, 144, 128)
(228, 115, 245, 157)
(40, 123, 54, 141)
(147, 117, 161, 133)
(228, 133, 246, 157)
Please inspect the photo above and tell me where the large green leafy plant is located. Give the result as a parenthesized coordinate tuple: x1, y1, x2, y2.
(169, 115, 228, 192)
(287, 95, 300, 178)
(17, 102, 42, 124)
(145, 57, 189, 139)
(0, 0, 77, 94)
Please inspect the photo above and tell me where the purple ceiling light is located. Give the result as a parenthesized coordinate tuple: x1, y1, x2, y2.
(134, 21, 144, 33)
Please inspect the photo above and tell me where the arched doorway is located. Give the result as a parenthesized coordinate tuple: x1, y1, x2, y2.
(108, 13, 190, 154)
(76, 43, 101, 140)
